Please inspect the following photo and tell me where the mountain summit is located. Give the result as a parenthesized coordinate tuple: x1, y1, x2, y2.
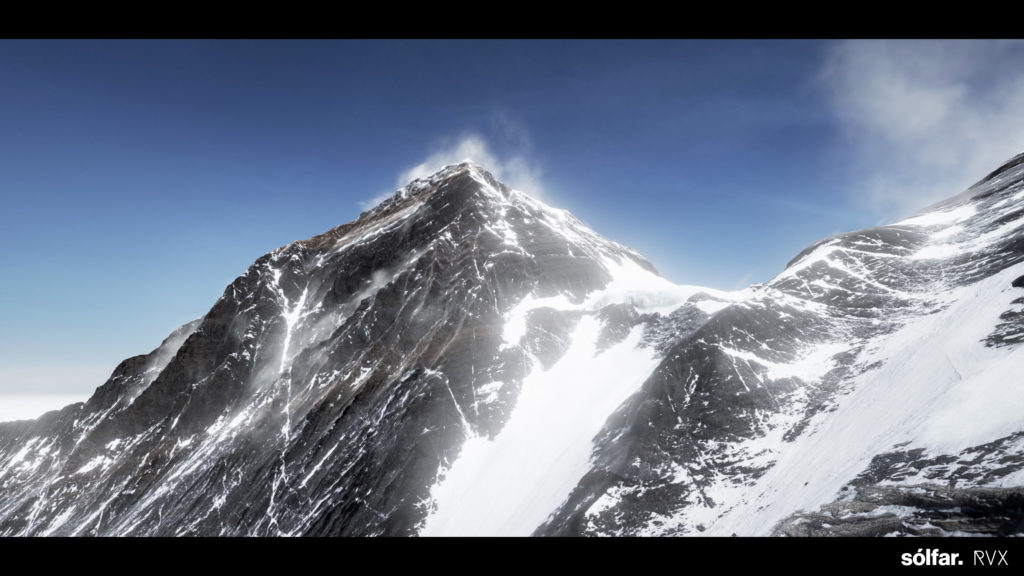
(2, 158, 1023, 536)
(0, 162, 738, 536)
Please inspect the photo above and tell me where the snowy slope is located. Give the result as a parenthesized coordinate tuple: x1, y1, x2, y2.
(421, 254, 745, 536)
(709, 264, 1024, 535)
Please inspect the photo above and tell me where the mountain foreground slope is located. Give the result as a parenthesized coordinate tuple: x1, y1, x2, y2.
(2, 158, 1023, 536)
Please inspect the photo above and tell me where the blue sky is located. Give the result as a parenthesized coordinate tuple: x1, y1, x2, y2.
(3, 39, 1024, 405)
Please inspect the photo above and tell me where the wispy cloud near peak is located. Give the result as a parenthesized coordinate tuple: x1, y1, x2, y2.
(396, 132, 545, 199)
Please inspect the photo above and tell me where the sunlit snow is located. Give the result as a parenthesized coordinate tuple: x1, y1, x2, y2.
(421, 316, 660, 536)
(897, 204, 976, 227)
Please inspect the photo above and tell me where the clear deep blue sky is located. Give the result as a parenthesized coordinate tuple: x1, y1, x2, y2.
(4, 39, 1024, 399)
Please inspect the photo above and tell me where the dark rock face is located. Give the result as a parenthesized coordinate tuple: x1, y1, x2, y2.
(3, 155, 1024, 537)
(773, 485, 1024, 537)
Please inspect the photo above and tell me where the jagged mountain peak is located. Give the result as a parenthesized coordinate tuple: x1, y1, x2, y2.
(359, 161, 521, 223)
(0, 161, 739, 536)
(279, 161, 664, 296)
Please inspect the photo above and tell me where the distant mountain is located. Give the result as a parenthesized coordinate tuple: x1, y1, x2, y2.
(2, 157, 1023, 536)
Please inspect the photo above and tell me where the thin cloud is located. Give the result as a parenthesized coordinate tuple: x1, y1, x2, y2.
(358, 127, 547, 211)
(357, 192, 392, 211)
(396, 133, 546, 199)
(732, 269, 759, 291)
(822, 40, 1024, 219)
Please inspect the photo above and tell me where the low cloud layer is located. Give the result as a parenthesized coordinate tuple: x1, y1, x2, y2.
(0, 364, 113, 396)
(0, 394, 90, 423)
(823, 40, 1024, 218)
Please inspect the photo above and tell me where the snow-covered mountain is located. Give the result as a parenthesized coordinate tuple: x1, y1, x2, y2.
(2, 157, 1023, 536)
(541, 154, 1024, 537)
